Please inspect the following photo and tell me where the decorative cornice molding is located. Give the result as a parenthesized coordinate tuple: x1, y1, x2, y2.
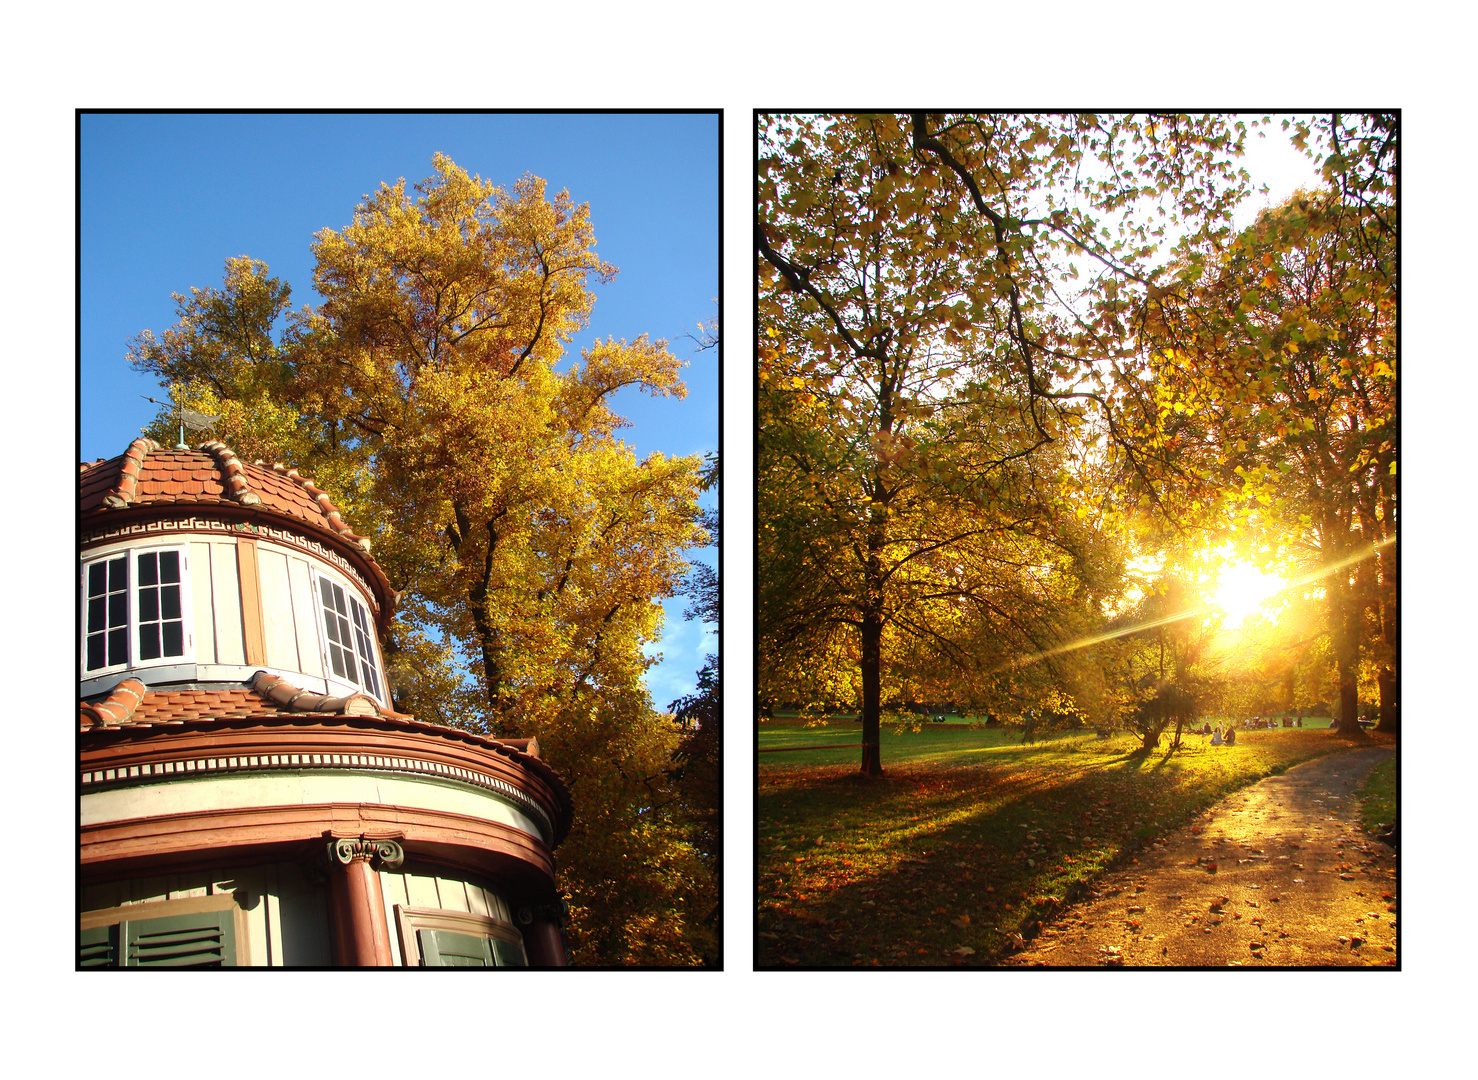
(82, 801, 557, 895)
(80, 745, 557, 844)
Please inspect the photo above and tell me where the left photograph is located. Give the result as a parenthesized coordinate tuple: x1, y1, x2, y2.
(78, 111, 720, 967)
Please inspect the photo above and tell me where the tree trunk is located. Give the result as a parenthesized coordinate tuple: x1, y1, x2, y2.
(1377, 666, 1398, 733)
(1332, 589, 1361, 734)
(1376, 521, 1399, 733)
(860, 610, 884, 776)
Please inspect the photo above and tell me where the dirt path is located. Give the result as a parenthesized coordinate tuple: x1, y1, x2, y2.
(1007, 746, 1398, 967)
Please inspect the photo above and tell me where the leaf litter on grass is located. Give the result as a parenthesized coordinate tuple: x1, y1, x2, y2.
(758, 726, 1380, 967)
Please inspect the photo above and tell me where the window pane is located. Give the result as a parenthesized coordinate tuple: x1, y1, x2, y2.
(88, 634, 106, 670)
(319, 577, 334, 609)
(162, 622, 184, 657)
(138, 588, 158, 622)
(109, 557, 128, 589)
(108, 627, 128, 665)
(159, 550, 180, 582)
(491, 938, 527, 967)
(88, 596, 106, 632)
(328, 642, 348, 679)
(336, 615, 352, 651)
(334, 588, 348, 617)
(108, 591, 127, 626)
(89, 562, 106, 595)
(161, 585, 181, 620)
(138, 552, 158, 586)
(139, 624, 161, 661)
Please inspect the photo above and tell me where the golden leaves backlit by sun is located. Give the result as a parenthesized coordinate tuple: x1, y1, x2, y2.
(1213, 561, 1287, 628)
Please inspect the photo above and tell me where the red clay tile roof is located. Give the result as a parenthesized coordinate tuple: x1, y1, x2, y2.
(80, 678, 147, 726)
(79, 671, 399, 729)
(80, 438, 371, 549)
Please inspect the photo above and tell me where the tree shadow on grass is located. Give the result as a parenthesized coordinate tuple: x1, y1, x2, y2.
(757, 765, 1161, 968)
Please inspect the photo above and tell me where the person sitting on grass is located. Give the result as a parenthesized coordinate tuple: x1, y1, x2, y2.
(1211, 725, 1223, 746)
(1224, 726, 1236, 746)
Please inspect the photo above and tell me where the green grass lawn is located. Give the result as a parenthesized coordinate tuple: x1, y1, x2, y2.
(757, 718, 1391, 967)
(1358, 756, 1398, 834)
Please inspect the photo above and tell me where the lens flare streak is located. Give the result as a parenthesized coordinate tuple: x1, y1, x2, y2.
(997, 536, 1395, 673)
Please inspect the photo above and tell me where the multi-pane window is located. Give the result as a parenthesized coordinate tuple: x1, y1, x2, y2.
(82, 547, 191, 676)
(84, 555, 130, 672)
(136, 550, 185, 661)
(317, 574, 383, 702)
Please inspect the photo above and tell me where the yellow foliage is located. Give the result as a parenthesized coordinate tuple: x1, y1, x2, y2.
(129, 155, 715, 965)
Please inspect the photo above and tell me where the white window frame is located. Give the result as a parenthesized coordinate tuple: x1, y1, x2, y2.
(311, 568, 385, 705)
(81, 544, 195, 679)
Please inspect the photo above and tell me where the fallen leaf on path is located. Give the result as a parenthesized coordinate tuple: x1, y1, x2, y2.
(954, 945, 975, 957)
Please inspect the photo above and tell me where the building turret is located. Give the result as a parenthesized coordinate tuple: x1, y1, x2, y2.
(79, 438, 573, 967)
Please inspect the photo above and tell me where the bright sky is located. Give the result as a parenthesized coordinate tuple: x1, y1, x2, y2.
(79, 112, 718, 706)
(1232, 115, 1329, 228)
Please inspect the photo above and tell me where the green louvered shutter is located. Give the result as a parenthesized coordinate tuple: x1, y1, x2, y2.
(418, 929, 495, 967)
(123, 910, 236, 967)
(80, 924, 118, 968)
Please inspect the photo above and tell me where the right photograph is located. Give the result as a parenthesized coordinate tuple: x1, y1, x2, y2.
(755, 112, 1398, 968)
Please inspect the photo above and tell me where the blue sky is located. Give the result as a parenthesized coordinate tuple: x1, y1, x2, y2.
(79, 111, 719, 706)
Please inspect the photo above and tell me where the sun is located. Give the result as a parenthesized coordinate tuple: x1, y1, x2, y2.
(1213, 561, 1287, 629)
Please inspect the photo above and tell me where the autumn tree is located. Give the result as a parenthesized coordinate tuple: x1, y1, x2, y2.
(758, 112, 1253, 774)
(1131, 114, 1397, 733)
(1100, 576, 1224, 751)
(130, 155, 712, 964)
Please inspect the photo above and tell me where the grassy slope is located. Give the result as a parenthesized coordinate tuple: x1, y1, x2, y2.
(1358, 756, 1398, 833)
(758, 719, 1392, 967)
